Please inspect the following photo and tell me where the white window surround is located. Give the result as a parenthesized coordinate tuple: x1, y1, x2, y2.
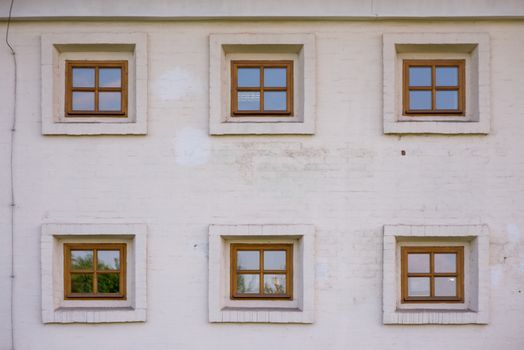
(41, 33, 148, 135)
(41, 223, 147, 323)
(383, 224, 490, 325)
(209, 33, 316, 135)
(383, 32, 490, 134)
(208, 224, 315, 323)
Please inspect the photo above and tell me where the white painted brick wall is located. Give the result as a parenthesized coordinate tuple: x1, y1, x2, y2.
(1, 19, 524, 350)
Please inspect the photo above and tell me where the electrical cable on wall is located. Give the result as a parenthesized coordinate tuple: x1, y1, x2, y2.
(5, 0, 17, 349)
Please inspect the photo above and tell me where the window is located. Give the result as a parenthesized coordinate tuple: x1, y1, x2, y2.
(209, 33, 316, 135)
(208, 224, 315, 323)
(64, 243, 126, 299)
(41, 33, 148, 135)
(65, 61, 128, 117)
(401, 246, 464, 303)
(41, 223, 148, 323)
(382, 224, 490, 325)
(382, 32, 490, 134)
(231, 61, 293, 116)
(230, 244, 292, 299)
(403, 60, 464, 116)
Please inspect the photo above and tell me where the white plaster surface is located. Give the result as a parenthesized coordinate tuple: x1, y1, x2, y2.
(1, 18, 524, 350)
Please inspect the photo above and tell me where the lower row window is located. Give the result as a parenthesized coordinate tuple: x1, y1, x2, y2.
(64, 243, 127, 299)
(401, 246, 464, 303)
(230, 243, 293, 299)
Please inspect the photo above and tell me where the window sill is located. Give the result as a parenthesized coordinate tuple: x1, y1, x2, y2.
(50, 307, 146, 324)
(217, 307, 312, 324)
(385, 309, 489, 325)
(384, 119, 490, 135)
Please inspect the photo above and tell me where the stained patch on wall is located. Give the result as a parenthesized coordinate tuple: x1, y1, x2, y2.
(507, 223, 521, 243)
(173, 128, 210, 166)
(491, 265, 504, 287)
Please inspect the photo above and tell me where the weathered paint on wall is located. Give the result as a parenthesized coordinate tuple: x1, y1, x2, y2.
(1, 18, 524, 350)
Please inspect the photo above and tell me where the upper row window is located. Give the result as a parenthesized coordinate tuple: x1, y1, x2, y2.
(231, 60, 293, 116)
(65, 60, 128, 117)
(403, 59, 465, 116)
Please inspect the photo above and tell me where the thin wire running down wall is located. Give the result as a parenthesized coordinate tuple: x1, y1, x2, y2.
(5, 0, 16, 349)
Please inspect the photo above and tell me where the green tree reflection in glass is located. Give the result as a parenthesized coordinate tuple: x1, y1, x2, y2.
(98, 274, 120, 293)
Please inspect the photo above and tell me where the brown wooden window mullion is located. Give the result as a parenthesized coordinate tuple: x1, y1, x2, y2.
(94, 66, 99, 113)
(259, 247, 264, 295)
(93, 247, 98, 295)
(429, 251, 434, 297)
(431, 64, 436, 111)
(260, 67, 265, 114)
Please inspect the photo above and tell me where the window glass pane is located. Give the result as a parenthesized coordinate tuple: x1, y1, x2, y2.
(436, 67, 458, 86)
(99, 68, 122, 88)
(264, 68, 287, 87)
(97, 250, 121, 270)
(72, 68, 95, 87)
(409, 67, 432, 86)
(434, 277, 457, 297)
(71, 250, 93, 270)
(436, 91, 458, 110)
(264, 251, 286, 270)
(236, 274, 259, 294)
(409, 91, 432, 110)
(97, 273, 120, 293)
(264, 91, 287, 111)
(72, 92, 95, 111)
(237, 68, 260, 87)
(407, 253, 430, 273)
(237, 251, 259, 270)
(434, 253, 457, 273)
(237, 92, 260, 111)
(264, 274, 286, 294)
(99, 92, 122, 111)
(71, 274, 93, 293)
(407, 277, 430, 297)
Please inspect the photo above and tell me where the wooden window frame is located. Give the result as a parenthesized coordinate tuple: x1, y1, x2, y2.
(401, 246, 464, 303)
(231, 60, 293, 116)
(64, 243, 127, 300)
(230, 243, 293, 300)
(65, 60, 128, 117)
(403, 59, 465, 116)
